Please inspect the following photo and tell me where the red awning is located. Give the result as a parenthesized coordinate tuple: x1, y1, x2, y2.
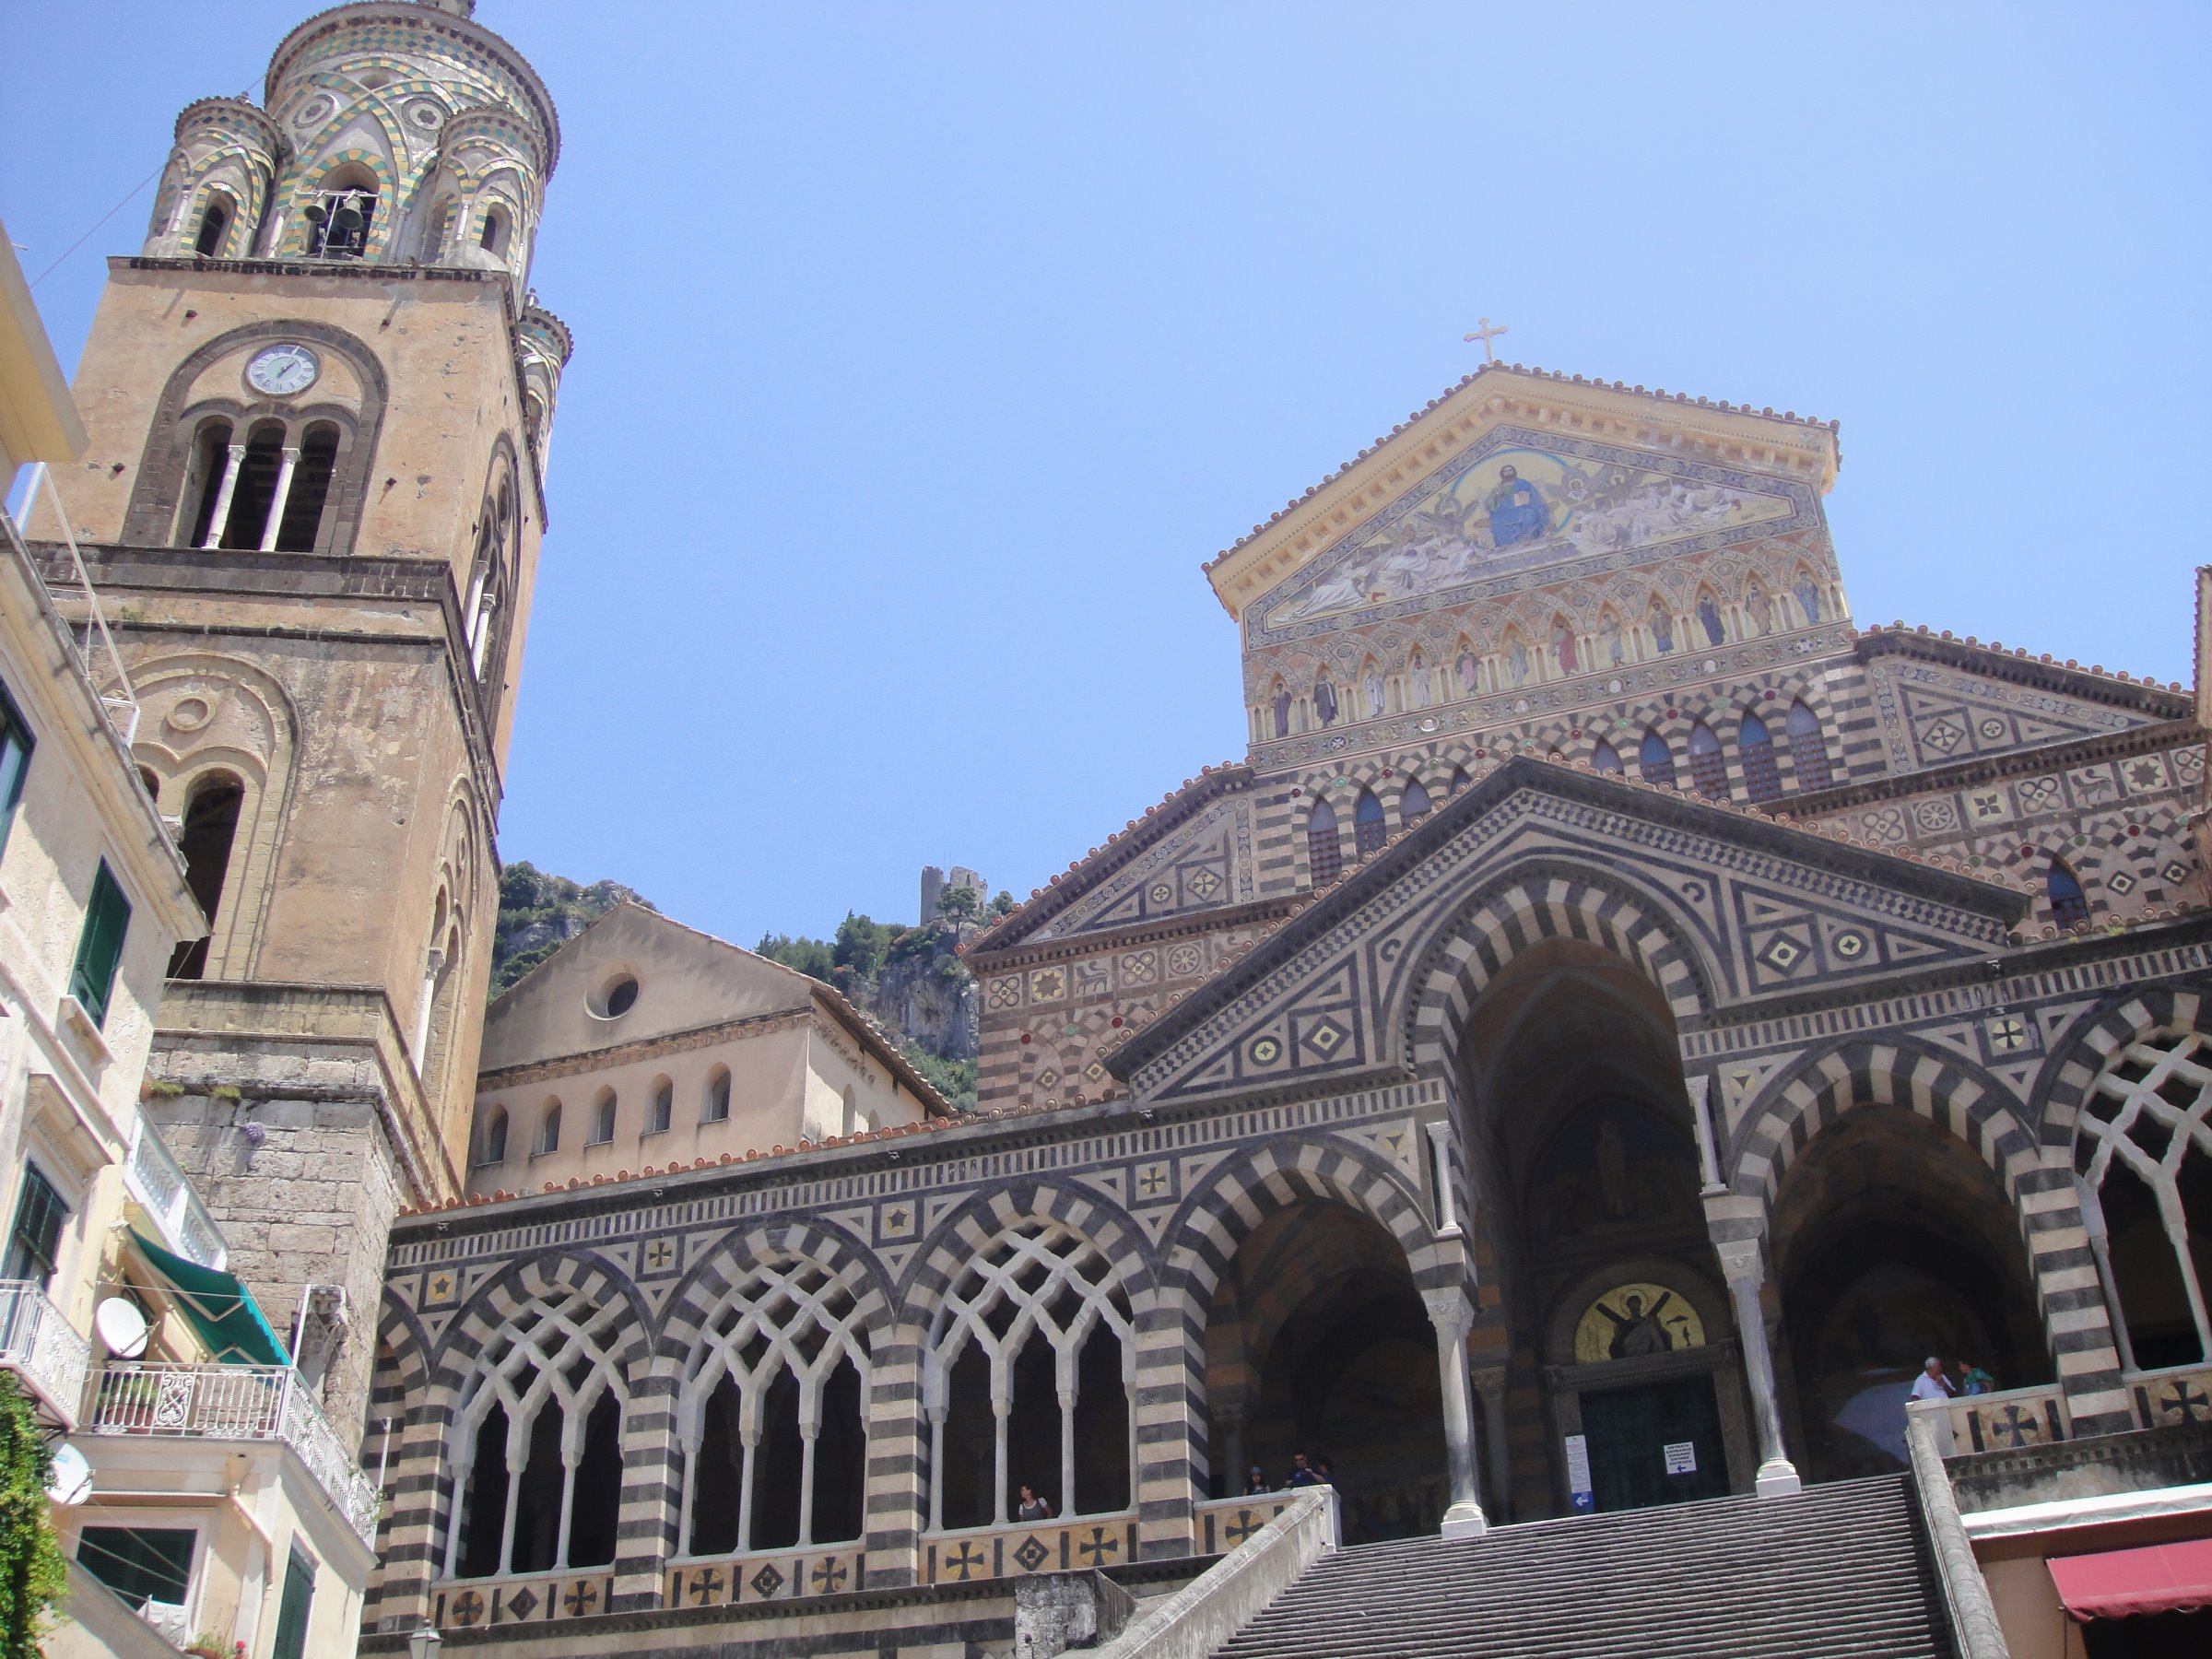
(2048, 1539, 2212, 1621)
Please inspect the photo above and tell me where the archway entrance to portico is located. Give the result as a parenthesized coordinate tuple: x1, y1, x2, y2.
(1203, 1201, 1448, 1543)
(1772, 1105, 2048, 1482)
(1456, 938, 1738, 1518)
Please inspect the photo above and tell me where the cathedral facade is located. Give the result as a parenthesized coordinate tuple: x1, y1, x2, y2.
(32, 2, 2212, 1654)
(359, 358, 2209, 1650)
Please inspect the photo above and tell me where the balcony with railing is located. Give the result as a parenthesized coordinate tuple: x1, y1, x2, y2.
(122, 1112, 226, 1270)
(85, 1362, 380, 1546)
(0, 1280, 91, 1430)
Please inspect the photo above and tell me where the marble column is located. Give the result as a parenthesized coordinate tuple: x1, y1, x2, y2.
(258, 444, 300, 551)
(1714, 1237, 1801, 1497)
(1422, 1289, 1488, 1537)
(200, 441, 246, 549)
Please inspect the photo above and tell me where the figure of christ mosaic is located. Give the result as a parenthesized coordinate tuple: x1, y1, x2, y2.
(1262, 442, 1797, 632)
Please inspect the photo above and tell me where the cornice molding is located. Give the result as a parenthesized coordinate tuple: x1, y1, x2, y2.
(1780, 716, 2202, 818)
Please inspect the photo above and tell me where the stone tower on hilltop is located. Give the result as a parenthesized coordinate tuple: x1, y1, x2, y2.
(47, 0, 570, 1445)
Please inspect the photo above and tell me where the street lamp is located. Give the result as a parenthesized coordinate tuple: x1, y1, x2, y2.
(407, 1629, 441, 1659)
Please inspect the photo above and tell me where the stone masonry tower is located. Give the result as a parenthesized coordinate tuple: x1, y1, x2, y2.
(43, 0, 569, 1447)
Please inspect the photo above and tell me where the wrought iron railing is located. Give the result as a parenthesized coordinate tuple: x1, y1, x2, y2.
(0, 1280, 89, 1430)
(85, 1363, 379, 1544)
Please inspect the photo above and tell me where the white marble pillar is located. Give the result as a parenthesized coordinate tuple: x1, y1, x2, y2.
(258, 444, 301, 551)
(736, 1425, 759, 1550)
(1422, 1290, 1488, 1538)
(1714, 1237, 1801, 1497)
(200, 441, 246, 549)
(992, 1396, 1010, 1525)
(1058, 1382, 1077, 1516)
(1425, 1120, 1464, 1237)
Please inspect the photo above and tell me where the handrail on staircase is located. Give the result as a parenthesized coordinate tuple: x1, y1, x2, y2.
(1084, 1487, 1339, 1659)
(1905, 1399, 2011, 1659)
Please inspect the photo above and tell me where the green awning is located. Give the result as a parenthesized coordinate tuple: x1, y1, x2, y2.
(128, 1230, 290, 1367)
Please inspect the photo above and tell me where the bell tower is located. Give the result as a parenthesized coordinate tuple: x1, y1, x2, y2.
(44, 0, 571, 1445)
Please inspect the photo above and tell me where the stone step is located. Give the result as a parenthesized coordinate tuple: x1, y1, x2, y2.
(1213, 1476, 1953, 1659)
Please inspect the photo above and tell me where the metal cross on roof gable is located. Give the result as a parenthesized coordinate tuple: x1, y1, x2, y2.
(1464, 317, 1509, 361)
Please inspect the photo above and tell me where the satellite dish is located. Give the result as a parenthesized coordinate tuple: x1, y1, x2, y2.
(45, 1444, 91, 1507)
(94, 1298, 148, 1359)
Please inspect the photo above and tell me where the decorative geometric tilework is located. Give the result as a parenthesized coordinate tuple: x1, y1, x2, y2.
(1914, 797, 1960, 833)
(1965, 787, 2010, 825)
(1027, 799, 1254, 941)
(2121, 754, 2171, 794)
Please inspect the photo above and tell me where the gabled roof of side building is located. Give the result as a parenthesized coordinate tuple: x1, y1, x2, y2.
(480, 899, 952, 1114)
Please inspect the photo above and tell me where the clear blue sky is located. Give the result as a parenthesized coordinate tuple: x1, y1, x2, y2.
(6, 3, 2206, 944)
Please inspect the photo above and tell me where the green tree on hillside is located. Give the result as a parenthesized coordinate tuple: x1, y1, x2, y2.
(936, 885, 982, 929)
(755, 932, 834, 982)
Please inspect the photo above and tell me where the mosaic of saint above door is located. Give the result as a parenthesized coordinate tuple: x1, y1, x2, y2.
(1253, 434, 1808, 644)
(1575, 1283, 1708, 1364)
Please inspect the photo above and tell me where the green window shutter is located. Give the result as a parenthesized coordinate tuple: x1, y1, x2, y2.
(270, 1547, 315, 1659)
(0, 679, 32, 859)
(3, 1164, 70, 1286)
(70, 862, 132, 1028)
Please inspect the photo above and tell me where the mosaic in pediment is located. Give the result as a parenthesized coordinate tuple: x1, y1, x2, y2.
(1029, 798, 1254, 942)
(1251, 429, 1811, 648)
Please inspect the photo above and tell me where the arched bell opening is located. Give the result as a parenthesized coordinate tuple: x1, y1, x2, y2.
(1203, 1199, 1446, 1544)
(1772, 1106, 2049, 1481)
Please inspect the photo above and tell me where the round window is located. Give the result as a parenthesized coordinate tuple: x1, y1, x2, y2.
(594, 974, 638, 1018)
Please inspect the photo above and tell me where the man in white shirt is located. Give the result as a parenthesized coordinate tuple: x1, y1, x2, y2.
(1909, 1356, 1955, 1402)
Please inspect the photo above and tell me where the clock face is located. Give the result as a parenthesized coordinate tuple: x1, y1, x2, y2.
(246, 343, 319, 396)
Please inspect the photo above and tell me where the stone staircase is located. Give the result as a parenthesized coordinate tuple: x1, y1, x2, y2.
(1212, 1476, 1955, 1659)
